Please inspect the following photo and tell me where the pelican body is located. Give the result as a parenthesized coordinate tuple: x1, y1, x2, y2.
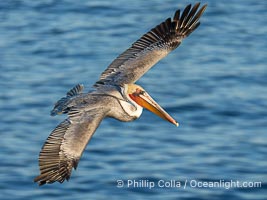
(35, 3, 207, 185)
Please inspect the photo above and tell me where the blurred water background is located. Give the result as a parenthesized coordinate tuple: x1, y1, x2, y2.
(0, 0, 266, 199)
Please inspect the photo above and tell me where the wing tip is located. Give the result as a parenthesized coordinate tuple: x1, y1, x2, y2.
(171, 2, 207, 38)
(33, 171, 71, 186)
(147, 2, 207, 44)
(34, 158, 80, 186)
(34, 119, 75, 186)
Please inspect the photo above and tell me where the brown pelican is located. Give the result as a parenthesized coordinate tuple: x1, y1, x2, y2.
(34, 2, 207, 185)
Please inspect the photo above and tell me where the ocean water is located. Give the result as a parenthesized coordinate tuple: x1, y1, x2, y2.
(0, 0, 266, 199)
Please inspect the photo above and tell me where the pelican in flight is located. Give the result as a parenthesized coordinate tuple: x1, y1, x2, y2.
(34, 3, 207, 185)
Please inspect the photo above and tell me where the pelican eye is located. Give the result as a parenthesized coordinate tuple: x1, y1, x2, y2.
(140, 91, 145, 95)
(132, 89, 145, 97)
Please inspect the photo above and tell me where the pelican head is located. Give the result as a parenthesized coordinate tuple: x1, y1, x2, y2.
(123, 84, 179, 126)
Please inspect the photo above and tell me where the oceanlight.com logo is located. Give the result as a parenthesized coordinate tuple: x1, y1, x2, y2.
(116, 179, 262, 190)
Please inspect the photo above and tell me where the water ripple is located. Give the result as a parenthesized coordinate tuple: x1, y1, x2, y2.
(1, 0, 266, 200)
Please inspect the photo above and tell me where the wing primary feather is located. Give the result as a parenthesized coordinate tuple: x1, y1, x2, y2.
(182, 3, 200, 29)
(178, 4, 191, 28)
(187, 4, 207, 30)
(173, 9, 180, 21)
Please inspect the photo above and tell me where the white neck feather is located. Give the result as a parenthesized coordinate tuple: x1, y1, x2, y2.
(119, 84, 143, 118)
(119, 98, 143, 118)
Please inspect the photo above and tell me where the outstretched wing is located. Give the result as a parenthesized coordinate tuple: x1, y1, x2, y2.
(34, 109, 105, 185)
(94, 3, 207, 87)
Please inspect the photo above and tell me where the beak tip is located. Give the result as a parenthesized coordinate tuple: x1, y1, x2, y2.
(175, 121, 179, 127)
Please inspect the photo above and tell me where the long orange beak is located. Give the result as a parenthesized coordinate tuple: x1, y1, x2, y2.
(129, 92, 179, 127)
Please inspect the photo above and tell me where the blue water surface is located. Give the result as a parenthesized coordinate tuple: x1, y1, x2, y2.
(0, 0, 266, 199)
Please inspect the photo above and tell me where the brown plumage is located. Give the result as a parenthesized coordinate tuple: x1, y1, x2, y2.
(34, 3, 207, 185)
